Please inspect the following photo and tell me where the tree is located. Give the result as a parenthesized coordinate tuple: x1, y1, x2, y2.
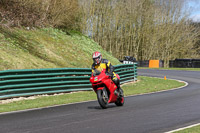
(80, 0, 199, 67)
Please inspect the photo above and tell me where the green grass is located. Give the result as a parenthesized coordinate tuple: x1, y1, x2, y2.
(123, 76, 185, 95)
(0, 76, 185, 113)
(138, 67, 200, 71)
(174, 124, 200, 133)
(0, 27, 120, 70)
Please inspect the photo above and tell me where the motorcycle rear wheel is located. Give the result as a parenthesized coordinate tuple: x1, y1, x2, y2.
(97, 89, 108, 109)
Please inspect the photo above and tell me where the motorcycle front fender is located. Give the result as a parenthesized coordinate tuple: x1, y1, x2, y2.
(96, 87, 104, 91)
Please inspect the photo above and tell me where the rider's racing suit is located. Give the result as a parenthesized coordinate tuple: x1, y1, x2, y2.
(91, 59, 120, 90)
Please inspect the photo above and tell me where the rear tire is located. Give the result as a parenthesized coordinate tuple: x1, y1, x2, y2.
(97, 89, 108, 109)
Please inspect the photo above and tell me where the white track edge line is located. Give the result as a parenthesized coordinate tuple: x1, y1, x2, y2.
(126, 77, 188, 97)
(0, 100, 97, 115)
(165, 123, 200, 133)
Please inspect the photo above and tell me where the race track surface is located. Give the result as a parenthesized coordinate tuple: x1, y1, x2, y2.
(0, 69, 200, 133)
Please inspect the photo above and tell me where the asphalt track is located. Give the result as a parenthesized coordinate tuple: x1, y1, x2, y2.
(0, 69, 200, 133)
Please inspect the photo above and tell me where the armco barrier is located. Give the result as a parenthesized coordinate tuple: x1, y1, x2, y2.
(0, 63, 137, 99)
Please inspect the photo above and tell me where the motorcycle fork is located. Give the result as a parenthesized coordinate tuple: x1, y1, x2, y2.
(103, 88, 109, 102)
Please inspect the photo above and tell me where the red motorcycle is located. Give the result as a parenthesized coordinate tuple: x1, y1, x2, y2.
(90, 69, 124, 109)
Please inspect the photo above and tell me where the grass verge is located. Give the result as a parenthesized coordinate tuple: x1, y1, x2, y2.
(173, 124, 200, 133)
(0, 76, 186, 113)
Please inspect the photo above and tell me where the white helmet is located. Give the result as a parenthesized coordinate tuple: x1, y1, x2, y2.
(92, 51, 102, 65)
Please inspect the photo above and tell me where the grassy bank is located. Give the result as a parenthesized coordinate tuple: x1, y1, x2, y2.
(0, 27, 120, 70)
(0, 76, 185, 113)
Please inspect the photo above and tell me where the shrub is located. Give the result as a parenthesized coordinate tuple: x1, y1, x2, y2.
(0, 0, 80, 29)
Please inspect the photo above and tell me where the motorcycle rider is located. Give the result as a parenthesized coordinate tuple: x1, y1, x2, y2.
(91, 51, 122, 95)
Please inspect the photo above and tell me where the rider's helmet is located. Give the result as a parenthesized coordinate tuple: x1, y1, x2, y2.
(92, 51, 102, 65)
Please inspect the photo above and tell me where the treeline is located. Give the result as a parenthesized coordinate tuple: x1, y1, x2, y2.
(80, 0, 200, 67)
(0, 0, 80, 29)
(192, 22, 200, 56)
(0, 0, 199, 67)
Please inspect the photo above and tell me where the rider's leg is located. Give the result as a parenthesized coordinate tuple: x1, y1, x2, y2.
(112, 75, 124, 97)
(112, 76, 120, 90)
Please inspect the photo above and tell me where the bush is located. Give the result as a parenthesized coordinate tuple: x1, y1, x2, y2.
(0, 0, 80, 29)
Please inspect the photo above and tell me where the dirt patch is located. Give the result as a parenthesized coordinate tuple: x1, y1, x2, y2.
(121, 80, 139, 86)
(0, 92, 70, 104)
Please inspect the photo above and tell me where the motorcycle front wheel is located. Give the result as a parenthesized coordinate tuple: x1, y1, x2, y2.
(97, 88, 108, 109)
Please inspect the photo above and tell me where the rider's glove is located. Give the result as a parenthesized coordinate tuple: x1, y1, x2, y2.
(106, 72, 113, 77)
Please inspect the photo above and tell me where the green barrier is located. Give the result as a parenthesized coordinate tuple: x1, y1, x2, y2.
(0, 63, 137, 99)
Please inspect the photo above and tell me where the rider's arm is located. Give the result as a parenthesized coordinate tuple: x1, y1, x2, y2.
(105, 60, 114, 77)
(107, 61, 114, 73)
(91, 64, 95, 76)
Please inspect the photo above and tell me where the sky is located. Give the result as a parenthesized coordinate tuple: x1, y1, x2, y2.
(187, 0, 200, 22)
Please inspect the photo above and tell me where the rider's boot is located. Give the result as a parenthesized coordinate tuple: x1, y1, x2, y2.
(115, 85, 123, 97)
(118, 86, 124, 97)
(114, 89, 119, 96)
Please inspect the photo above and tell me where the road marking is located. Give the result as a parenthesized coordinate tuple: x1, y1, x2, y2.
(165, 123, 200, 133)
(125, 77, 188, 97)
(0, 100, 96, 115)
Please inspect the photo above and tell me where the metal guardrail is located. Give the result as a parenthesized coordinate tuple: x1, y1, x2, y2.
(0, 63, 137, 99)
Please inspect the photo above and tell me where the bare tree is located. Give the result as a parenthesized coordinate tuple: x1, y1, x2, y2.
(80, 0, 200, 67)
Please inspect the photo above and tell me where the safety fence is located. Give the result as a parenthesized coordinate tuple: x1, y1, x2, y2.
(169, 59, 200, 68)
(0, 63, 137, 99)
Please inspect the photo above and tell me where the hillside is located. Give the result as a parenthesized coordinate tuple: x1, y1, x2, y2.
(0, 27, 121, 70)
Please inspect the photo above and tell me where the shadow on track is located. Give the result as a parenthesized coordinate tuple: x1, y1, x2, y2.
(87, 104, 117, 110)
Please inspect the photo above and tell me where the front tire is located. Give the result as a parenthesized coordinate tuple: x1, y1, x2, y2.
(97, 89, 108, 109)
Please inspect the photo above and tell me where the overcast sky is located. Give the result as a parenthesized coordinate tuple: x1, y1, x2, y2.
(186, 0, 200, 22)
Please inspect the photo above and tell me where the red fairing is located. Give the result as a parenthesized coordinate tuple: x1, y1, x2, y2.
(90, 69, 118, 103)
(116, 74, 120, 80)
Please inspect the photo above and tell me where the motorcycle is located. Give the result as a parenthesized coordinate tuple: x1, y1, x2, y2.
(90, 69, 124, 109)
